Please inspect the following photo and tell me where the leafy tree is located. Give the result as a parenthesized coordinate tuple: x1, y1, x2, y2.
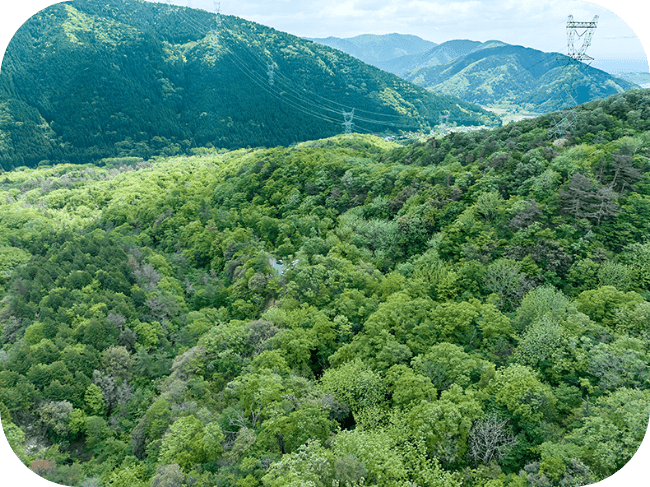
(262, 439, 334, 487)
(402, 385, 482, 467)
(385, 364, 437, 408)
(101, 345, 134, 382)
(483, 259, 530, 311)
(319, 359, 386, 421)
(411, 342, 485, 394)
(512, 316, 579, 384)
(487, 364, 556, 423)
(144, 398, 173, 441)
(586, 337, 649, 392)
(566, 388, 650, 480)
(159, 415, 223, 471)
(106, 463, 148, 487)
(37, 400, 74, 440)
(221, 427, 257, 465)
(513, 285, 578, 332)
(260, 404, 335, 454)
(84, 384, 106, 416)
(150, 463, 186, 487)
(575, 286, 645, 329)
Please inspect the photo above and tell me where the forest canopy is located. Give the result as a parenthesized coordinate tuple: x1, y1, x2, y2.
(1, 88, 650, 486)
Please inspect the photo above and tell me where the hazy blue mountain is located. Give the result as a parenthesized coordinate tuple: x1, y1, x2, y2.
(611, 71, 650, 88)
(381, 39, 506, 75)
(404, 43, 639, 112)
(304, 33, 438, 68)
(0, 0, 498, 170)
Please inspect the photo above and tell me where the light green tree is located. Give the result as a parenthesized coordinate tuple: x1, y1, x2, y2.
(84, 384, 106, 416)
(319, 359, 386, 420)
(385, 365, 437, 409)
(566, 388, 650, 480)
(106, 463, 148, 487)
(401, 385, 483, 466)
(576, 286, 644, 328)
(411, 342, 486, 394)
(159, 415, 223, 471)
(262, 439, 334, 487)
(487, 364, 556, 423)
(513, 285, 578, 331)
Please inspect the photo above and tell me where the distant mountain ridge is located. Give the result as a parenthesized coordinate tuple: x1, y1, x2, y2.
(0, 0, 498, 170)
(307, 34, 640, 113)
(404, 43, 639, 112)
(304, 33, 438, 70)
(383, 40, 508, 75)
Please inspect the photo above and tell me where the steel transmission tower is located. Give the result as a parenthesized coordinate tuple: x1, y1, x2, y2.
(267, 64, 275, 86)
(209, 2, 222, 50)
(567, 15, 599, 63)
(439, 111, 449, 132)
(549, 15, 598, 140)
(342, 109, 355, 136)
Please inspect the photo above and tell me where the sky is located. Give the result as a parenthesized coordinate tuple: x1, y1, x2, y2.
(159, 0, 650, 72)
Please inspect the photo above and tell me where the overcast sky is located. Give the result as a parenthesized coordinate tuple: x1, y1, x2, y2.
(171, 0, 648, 68)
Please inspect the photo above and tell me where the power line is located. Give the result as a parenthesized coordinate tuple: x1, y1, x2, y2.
(221, 18, 427, 127)
(166, 5, 436, 134)
(342, 109, 355, 136)
(209, 2, 221, 50)
(549, 15, 599, 140)
(267, 63, 274, 86)
(168, 7, 354, 130)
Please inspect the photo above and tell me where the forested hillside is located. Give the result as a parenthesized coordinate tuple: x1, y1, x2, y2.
(307, 34, 639, 114)
(1, 87, 650, 486)
(0, 0, 498, 171)
(404, 44, 638, 112)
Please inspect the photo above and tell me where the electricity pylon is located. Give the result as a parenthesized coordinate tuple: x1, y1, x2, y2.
(342, 109, 355, 136)
(267, 63, 275, 86)
(209, 2, 221, 50)
(439, 111, 449, 132)
(567, 15, 599, 63)
(549, 15, 598, 140)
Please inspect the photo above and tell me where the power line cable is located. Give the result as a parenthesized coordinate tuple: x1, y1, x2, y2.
(168, 6, 437, 133)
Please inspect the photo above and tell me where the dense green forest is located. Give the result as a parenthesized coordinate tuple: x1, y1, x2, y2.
(0, 0, 499, 171)
(1, 87, 650, 486)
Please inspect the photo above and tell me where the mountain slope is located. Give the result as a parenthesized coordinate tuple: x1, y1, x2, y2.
(304, 33, 438, 69)
(0, 0, 497, 170)
(305, 35, 640, 114)
(404, 44, 639, 112)
(381, 39, 505, 75)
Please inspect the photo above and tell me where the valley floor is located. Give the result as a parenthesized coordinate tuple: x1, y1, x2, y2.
(482, 105, 543, 125)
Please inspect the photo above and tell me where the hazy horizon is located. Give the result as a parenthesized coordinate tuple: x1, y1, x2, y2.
(144, 0, 648, 73)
